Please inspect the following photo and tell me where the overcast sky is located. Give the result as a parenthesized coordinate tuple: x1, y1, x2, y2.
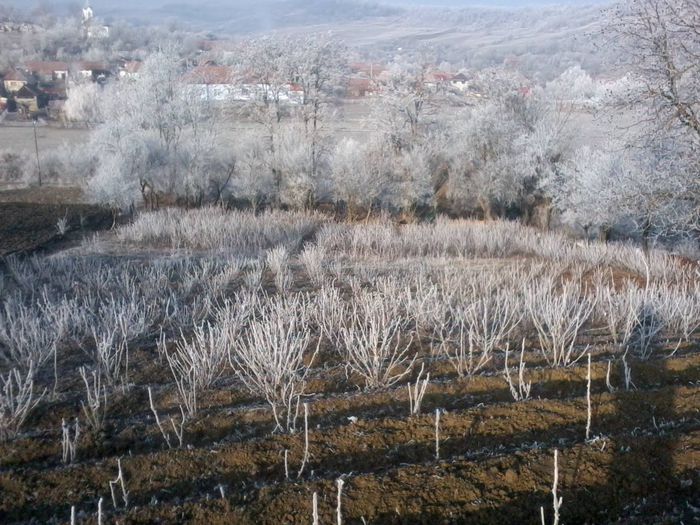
(388, 0, 610, 4)
(5, 0, 611, 9)
(3, 0, 611, 35)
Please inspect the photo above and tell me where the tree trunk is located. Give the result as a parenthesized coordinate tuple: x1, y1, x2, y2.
(641, 218, 652, 255)
(479, 197, 493, 221)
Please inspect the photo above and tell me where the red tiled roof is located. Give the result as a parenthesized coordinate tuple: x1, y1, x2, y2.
(184, 65, 233, 85)
(348, 77, 371, 89)
(347, 77, 377, 94)
(121, 61, 142, 73)
(24, 61, 69, 74)
(3, 69, 28, 82)
(74, 61, 109, 72)
(428, 71, 454, 82)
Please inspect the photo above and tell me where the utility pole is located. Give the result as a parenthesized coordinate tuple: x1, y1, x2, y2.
(33, 118, 41, 186)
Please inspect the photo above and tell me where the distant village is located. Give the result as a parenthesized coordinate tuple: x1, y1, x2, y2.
(0, 58, 486, 123)
(0, 4, 493, 124)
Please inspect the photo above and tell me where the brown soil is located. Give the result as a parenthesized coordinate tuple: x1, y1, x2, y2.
(0, 187, 111, 256)
(1, 348, 698, 524)
(0, 217, 698, 524)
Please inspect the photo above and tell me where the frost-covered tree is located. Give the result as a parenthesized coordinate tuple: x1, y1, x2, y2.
(600, 0, 700, 239)
(374, 57, 434, 148)
(605, 0, 700, 141)
(553, 145, 633, 238)
(447, 84, 569, 221)
(233, 35, 345, 204)
(230, 134, 275, 210)
(88, 47, 221, 209)
(287, 36, 346, 179)
(553, 140, 692, 247)
(330, 138, 384, 218)
(64, 81, 105, 125)
(385, 144, 434, 212)
(274, 124, 316, 209)
(545, 65, 599, 106)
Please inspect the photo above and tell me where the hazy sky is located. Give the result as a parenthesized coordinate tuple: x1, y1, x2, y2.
(5, 0, 611, 8)
(3, 0, 611, 35)
(388, 0, 610, 4)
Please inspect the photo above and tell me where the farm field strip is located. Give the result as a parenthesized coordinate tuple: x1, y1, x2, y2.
(2, 359, 698, 521)
(1, 208, 699, 524)
(3, 350, 698, 468)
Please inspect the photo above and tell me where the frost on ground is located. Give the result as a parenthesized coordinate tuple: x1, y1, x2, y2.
(0, 209, 698, 524)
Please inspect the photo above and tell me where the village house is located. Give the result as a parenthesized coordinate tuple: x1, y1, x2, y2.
(118, 60, 143, 80)
(0, 22, 38, 33)
(424, 71, 454, 93)
(184, 64, 303, 104)
(3, 69, 28, 94)
(183, 64, 236, 102)
(23, 61, 70, 83)
(14, 85, 39, 114)
(349, 62, 385, 79)
(450, 73, 469, 92)
(347, 77, 376, 98)
(40, 83, 68, 103)
(345, 62, 386, 98)
(72, 61, 111, 83)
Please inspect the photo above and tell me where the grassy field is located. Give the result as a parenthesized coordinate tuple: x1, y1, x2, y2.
(0, 100, 611, 156)
(0, 126, 91, 155)
(0, 206, 698, 524)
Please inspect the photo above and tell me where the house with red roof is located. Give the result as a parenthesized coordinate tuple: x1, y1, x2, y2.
(15, 85, 39, 113)
(118, 61, 143, 79)
(3, 69, 28, 93)
(72, 61, 111, 82)
(347, 77, 377, 98)
(450, 73, 469, 92)
(24, 61, 70, 82)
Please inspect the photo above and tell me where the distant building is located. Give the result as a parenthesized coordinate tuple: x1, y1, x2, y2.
(183, 65, 236, 102)
(183, 65, 302, 104)
(72, 61, 111, 82)
(425, 71, 454, 92)
(82, 3, 94, 25)
(346, 61, 384, 98)
(14, 85, 39, 113)
(347, 77, 376, 98)
(87, 25, 110, 39)
(24, 61, 70, 82)
(450, 73, 469, 92)
(118, 60, 143, 79)
(82, 1, 110, 39)
(3, 69, 28, 93)
(0, 22, 38, 33)
(349, 62, 385, 78)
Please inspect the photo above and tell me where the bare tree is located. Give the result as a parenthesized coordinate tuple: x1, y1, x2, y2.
(0, 364, 43, 441)
(287, 35, 346, 181)
(602, 0, 700, 237)
(228, 295, 319, 432)
(605, 0, 700, 140)
(88, 47, 221, 209)
(330, 138, 384, 218)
